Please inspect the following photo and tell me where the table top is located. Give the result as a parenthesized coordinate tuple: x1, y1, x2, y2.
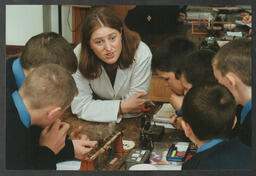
(61, 105, 195, 170)
(62, 106, 189, 147)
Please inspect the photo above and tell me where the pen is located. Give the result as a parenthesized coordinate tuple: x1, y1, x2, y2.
(167, 144, 175, 157)
(171, 147, 177, 157)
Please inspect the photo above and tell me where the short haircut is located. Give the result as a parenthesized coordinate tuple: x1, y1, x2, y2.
(79, 6, 141, 80)
(212, 39, 251, 86)
(182, 84, 236, 140)
(181, 49, 217, 86)
(20, 32, 77, 74)
(19, 64, 78, 109)
(151, 36, 196, 78)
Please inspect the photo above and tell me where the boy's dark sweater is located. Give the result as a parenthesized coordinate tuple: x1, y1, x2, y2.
(6, 57, 75, 166)
(182, 137, 251, 170)
(6, 93, 57, 169)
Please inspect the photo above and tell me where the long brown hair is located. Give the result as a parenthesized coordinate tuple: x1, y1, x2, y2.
(79, 6, 141, 80)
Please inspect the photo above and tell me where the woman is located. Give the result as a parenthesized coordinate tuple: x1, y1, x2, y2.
(71, 6, 152, 122)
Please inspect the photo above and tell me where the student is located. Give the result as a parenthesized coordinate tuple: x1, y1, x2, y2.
(6, 32, 96, 165)
(180, 49, 217, 94)
(212, 39, 252, 146)
(6, 64, 97, 169)
(180, 49, 241, 137)
(71, 6, 152, 122)
(151, 37, 197, 128)
(181, 84, 251, 170)
(152, 37, 197, 111)
(169, 49, 217, 129)
(7, 32, 77, 95)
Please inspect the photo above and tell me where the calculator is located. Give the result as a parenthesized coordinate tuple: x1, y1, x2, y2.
(125, 148, 151, 170)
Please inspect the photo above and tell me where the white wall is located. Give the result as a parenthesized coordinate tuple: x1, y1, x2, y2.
(6, 5, 72, 45)
(49, 5, 73, 43)
(6, 5, 44, 45)
(50, 5, 59, 33)
(61, 6, 73, 43)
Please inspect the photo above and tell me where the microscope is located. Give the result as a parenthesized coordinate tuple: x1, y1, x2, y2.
(140, 102, 165, 150)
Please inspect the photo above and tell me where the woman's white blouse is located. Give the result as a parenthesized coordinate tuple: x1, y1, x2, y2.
(71, 41, 152, 122)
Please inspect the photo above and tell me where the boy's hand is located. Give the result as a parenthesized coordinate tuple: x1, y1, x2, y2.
(169, 114, 183, 130)
(70, 126, 89, 141)
(70, 126, 98, 160)
(39, 119, 70, 155)
(169, 94, 184, 111)
(72, 140, 98, 160)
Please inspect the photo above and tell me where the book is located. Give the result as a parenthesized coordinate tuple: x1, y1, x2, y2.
(151, 121, 175, 129)
(152, 103, 176, 129)
(155, 103, 176, 118)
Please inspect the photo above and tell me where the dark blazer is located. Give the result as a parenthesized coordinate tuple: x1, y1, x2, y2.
(6, 93, 57, 169)
(239, 110, 251, 147)
(182, 137, 252, 170)
(232, 105, 243, 137)
(6, 57, 18, 96)
(232, 104, 251, 147)
(6, 57, 75, 168)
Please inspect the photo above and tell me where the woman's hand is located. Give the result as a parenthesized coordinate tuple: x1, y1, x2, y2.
(121, 92, 150, 114)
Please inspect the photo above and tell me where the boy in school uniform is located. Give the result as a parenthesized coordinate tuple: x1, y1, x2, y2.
(6, 64, 97, 169)
(6, 32, 97, 167)
(168, 49, 217, 129)
(212, 39, 252, 146)
(179, 49, 217, 95)
(6, 32, 77, 95)
(151, 37, 197, 128)
(181, 84, 251, 170)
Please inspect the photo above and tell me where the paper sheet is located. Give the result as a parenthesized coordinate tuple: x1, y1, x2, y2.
(56, 160, 81, 170)
(217, 41, 230, 47)
(235, 20, 252, 28)
(156, 103, 176, 118)
(151, 121, 175, 129)
(227, 31, 243, 37)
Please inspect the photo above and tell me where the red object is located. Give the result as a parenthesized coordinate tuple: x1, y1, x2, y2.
(80, 159, 94, 170)
(142, 105, 150, 112)
(184, 154, 193, 162)
(80, 132, 124, 170)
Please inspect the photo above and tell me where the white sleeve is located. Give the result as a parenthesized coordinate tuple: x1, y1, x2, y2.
(124, 41, 152, 99)
(71, 42, 152, 122)
(71, 71, 121, 122)
(73, 43, 81, 61)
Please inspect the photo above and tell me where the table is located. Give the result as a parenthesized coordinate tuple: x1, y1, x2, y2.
(61, 106, 192, 170)
(62, 105, 189, 143)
